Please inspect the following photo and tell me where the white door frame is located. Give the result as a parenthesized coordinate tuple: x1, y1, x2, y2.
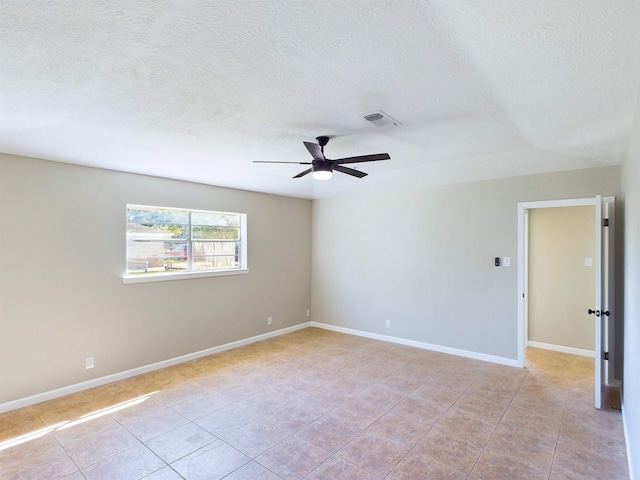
(516, 197, 599, 368)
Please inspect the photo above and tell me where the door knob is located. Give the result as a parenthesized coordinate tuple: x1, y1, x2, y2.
(588, 309, 597, 315)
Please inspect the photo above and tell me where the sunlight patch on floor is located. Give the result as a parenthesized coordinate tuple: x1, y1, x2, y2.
(0, 391, 157, 451)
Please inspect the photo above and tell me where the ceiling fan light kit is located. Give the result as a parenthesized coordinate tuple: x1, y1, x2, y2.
(254, 136, 390, 180)
(312, 160, 333, 180)
(312, 170, 332, 180)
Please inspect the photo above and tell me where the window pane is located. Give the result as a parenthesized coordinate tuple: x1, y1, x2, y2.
(126, 224, 187, 240)
(192, 241, 237, 256)
(191, 212, 239, 227)
(127, 208, 188, 226)
(126, 223, 186, 272)
(126, 244, 189, 275)
(192, 255, 238, 271)
(192, 241, 239, 271)
(162, 253, 188, 271)
(125, 240, 166, 274)
(164, 241, 188, 271)
(164, 242, 188, 261)
(192, 226, 239, 240)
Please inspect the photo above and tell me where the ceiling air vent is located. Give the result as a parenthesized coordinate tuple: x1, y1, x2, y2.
(364, 111, 402, 127)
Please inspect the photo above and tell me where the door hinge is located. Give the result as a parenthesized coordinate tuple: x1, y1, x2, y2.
(604, 352, 609, 360)
(603, 218, 609, 227)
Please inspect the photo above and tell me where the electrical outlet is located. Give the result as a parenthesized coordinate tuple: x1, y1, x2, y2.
(385, 320, 391, 328)
(306, 309, 311, 317)
(85, 357, 94, 370)
(267, 316, 273, 325)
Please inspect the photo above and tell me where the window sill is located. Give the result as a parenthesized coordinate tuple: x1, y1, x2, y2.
(122, 268, 250, 284)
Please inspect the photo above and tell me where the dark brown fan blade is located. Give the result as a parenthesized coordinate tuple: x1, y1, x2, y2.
(253, 161, 312, 164)
(304, 142, 325, 160)
(293, 168, 313, 178)
(333, 165, 368, 178)
(333, 153, 390, 164)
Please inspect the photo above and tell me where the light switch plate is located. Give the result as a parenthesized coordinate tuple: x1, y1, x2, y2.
(503, 257, 511, 267)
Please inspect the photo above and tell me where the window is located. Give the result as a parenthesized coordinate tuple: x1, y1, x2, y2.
(124, 204, 248, 283)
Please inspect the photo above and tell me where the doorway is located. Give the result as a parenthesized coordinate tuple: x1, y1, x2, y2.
(517, 196, 616, 408)
(526, 205, 595, 356)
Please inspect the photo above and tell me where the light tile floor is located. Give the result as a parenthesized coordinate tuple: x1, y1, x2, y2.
(0, 327, 629, 479)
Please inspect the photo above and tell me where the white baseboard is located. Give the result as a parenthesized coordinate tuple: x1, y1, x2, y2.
(621, 402, 636, 480)
(0, 323, 310, 414)
(527, 340, 595, 358)
(1, 321, 526, 414)
(310, 322, 520, 368)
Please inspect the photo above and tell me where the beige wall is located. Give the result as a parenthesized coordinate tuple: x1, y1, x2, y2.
(621, 83, 640, 478)
(0, 154, 312, 405)
(527, 206, 595, 352)
(312, 166, 621, 361)
(0, 153, 627, 414)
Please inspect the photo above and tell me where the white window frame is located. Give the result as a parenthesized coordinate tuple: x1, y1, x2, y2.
(123, 204, 248, 284)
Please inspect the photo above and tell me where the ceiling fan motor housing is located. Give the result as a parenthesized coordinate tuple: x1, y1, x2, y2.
(312, 158, 332, 173)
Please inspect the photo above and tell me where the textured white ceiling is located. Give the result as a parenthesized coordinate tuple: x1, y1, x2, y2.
(1, 1, 639, 199)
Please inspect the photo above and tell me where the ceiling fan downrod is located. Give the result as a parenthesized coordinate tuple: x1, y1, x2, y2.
(316, 136, 329, 155)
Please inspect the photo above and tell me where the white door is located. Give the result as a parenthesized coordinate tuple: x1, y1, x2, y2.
(593, 195, 615, 409)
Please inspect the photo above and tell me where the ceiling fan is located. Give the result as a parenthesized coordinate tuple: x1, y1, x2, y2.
(254, 136, 390, 180)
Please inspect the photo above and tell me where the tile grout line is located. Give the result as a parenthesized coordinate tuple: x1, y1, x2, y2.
(547, 354, 579, 480)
